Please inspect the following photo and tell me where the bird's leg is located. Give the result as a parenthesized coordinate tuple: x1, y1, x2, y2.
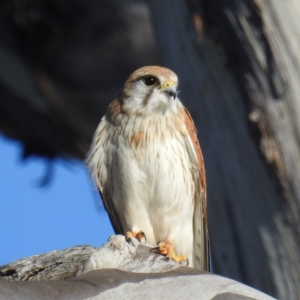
(126, 230, 147, 246)
(150, 240, 189, 266)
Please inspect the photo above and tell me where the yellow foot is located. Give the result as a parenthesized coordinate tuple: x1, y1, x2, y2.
(126, 230, 147, 246)
(150, 240, 189, 266)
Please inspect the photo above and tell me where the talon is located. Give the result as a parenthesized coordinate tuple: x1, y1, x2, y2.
(151, 240, 188, 266)
(127, 237, 135, 247)
(149, 246, 160, 253)
(126, 230, 146, 246)
(135, 231, 147, 242)
(141, 231, 147, 242)
(125, 231, 136, 247)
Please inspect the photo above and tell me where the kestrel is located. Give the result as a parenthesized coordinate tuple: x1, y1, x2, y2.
(87, 66, 210, 271)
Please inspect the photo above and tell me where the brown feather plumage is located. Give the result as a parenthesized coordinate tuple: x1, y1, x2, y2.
(87, 66, 210, 271)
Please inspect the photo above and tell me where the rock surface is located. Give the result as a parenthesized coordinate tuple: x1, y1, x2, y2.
(0, 235, 276, 300)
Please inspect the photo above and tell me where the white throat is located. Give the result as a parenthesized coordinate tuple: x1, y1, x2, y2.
(123, 83, 180, 116)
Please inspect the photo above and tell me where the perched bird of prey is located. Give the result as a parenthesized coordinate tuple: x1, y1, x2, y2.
(87, 66, 210, 271)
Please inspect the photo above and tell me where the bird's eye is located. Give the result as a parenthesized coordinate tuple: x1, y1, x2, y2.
(143, 76, 157, 86)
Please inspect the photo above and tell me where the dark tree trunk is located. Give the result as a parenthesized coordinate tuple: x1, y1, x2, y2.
(0, 0, 158, 159)
(148, 0, 300, 299)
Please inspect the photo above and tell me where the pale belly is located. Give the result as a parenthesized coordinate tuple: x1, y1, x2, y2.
(110, 134, 195, 258)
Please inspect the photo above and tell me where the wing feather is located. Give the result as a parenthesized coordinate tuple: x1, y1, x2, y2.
(98, 188, 123, 234)
(86, 102, 124, 235)
(182, 107, 210, 271)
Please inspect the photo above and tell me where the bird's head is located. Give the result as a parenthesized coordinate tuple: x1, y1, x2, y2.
(121, 66, 179, 116)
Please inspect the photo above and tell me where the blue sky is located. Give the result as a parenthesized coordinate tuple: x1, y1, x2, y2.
(0, 135, 114, 266)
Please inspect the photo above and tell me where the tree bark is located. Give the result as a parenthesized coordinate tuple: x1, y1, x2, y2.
(0, 246, 96, 281)
(0, 237, 274, 300)
(148, 0, 300, 299)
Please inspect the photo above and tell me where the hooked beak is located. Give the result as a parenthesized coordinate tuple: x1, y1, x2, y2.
(161, 80, 177, 100)
(164, 87, 177, 100)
